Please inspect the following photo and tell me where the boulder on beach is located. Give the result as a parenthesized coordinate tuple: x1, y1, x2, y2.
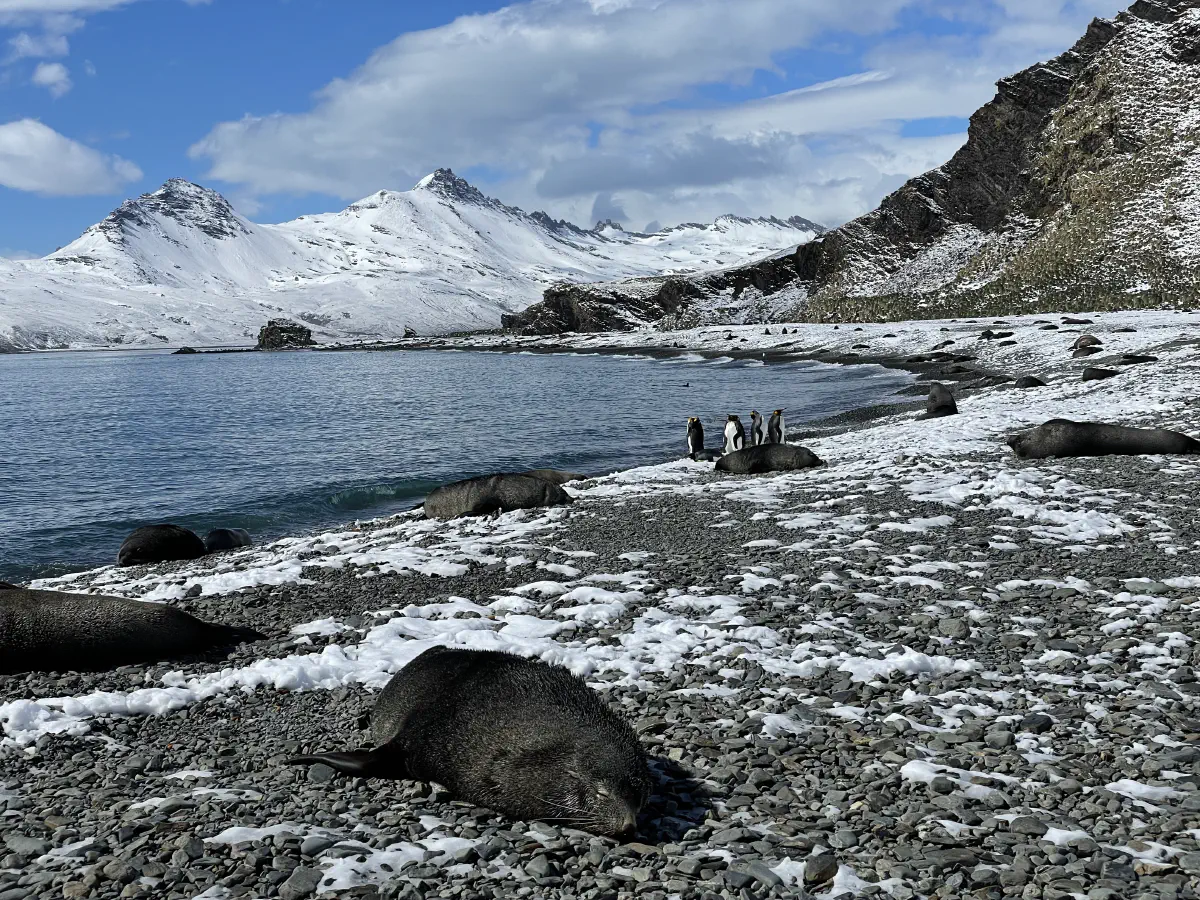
(118, 524, 208, 567)
(424, 473, 574, 520)
(715, 444, 824, 475)
(257, 319, 316, 351)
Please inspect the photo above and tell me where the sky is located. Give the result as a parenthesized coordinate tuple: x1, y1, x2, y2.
(0, 0, 1130, 258)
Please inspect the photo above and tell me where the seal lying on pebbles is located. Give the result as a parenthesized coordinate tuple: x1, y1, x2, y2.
(118, 524, 207, 567)
(715, 444, 823, 475)
(424, 473, 573, 519)
(0, 587, 263, 674)
(203, 528, 253, 553)
(1014, 376, 1047, 389)
(922, 382, 958, 419)
(288, 647, 651, 838)
(1072, 334, 1102, 350)
(523, 469, 587, 486)
(1007, 419, 1200, 459)
(1082, 367, 1119, 382)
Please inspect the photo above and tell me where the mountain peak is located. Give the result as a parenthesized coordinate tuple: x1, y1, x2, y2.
(99, 178, 247, 241)
(413, 168, 489, 205)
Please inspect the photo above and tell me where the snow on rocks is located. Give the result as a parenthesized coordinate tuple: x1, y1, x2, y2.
(3, 308, 1200, 899)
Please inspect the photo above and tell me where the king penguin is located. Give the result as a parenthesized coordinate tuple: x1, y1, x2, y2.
(723, 415, 747, 455)
(686, 417, 705, 456)
(749, 410, 767, 446)
(768, 409, 786, 444)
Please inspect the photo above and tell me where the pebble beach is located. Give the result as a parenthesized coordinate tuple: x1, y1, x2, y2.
(4, 310, 1200, 900)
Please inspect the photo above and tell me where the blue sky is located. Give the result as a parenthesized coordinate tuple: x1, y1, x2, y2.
(0, 0, 1127, 257)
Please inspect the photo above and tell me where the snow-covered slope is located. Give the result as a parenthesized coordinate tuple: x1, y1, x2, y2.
(0, 170, 822, 350)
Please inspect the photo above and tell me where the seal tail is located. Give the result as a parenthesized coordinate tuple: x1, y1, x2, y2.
(285, 750, 401, 778)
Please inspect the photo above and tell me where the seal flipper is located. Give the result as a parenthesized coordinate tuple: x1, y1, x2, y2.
(285, 747, 404, 779)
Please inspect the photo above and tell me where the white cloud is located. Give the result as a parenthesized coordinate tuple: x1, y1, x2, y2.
(191, 0, 1130, 228)
(31, 59, 69, 95)
(0, 118, 142, 194)
(6, 29, 68, 58)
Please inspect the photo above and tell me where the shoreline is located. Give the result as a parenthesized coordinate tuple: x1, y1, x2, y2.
(5, 308, 1200, 900)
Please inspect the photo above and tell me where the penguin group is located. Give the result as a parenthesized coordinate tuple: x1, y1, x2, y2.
(687, 409, 785, 460)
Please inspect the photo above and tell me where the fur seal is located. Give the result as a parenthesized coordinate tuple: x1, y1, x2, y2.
(922, 382, 958, 418)
(203, 528, 253, 553)
(0, 587, 263, 674)
(686, 417, 705, 457)
(1082, 367, 1119, 382)
(1062, 317, 1094, 325)
(523, 469, 588, 485)
(118, 524, 208, 567)
(1014, 376, 1047, 389)
(424, 473, 573, 520)
(287, 647, 651, 838)
(1007, 419, 1200, 460)
(1121, 354, 1158, 365)
(715, 444, 824, 475)
(1072, 334, 1102, 350)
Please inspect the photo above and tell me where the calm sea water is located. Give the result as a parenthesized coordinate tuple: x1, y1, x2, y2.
(0, 348, 910, 582)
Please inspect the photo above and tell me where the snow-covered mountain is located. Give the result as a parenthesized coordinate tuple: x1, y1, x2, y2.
(0, 170, 822, 350)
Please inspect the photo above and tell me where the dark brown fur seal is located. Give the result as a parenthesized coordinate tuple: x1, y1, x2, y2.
(288, 647, 651, 838)
(1072, 334, 1102, 350)
(0, 587, 263, 674)
(715, 444, 823, 475)
(424, 473, 573, 519)
(203, 528, 253, 553)
(118, 524, 207, 567)
(523, 469, 588, 485)
(922, 382, 958, 418)
(1007, 419, 1200, 460)
(1082, 367, 1119, 382)
(1014, 376, 1047, 389)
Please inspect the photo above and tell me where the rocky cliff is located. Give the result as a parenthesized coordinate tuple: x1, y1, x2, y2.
(509, 0, 1200, 333)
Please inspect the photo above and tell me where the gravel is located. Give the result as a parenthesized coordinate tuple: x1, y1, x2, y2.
(4, 361, 1200, 900)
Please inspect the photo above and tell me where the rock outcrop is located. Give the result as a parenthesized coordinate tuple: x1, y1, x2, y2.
(257, 319, 315, 350)
(510, 0, 1200, 332)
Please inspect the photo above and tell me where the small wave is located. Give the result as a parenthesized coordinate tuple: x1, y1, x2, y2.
(326, 481, 430, 512)
(705, 356, 734, 365)
(658, 353, 705, 364)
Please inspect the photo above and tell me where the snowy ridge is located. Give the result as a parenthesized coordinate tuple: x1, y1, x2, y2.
(0, 170, 822, 351)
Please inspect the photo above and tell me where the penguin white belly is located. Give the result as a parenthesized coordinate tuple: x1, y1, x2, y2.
(723, 422, 737, 454)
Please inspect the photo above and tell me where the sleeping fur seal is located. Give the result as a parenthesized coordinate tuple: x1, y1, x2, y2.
(523, 469, 588, 485)
(1007, 419, 1200, 460)
(0, 587, 263, 674)
(424, 473, 574, 519)
(288, 647, 651, 838)
(118, 524, 207, 567)
(203, 528, 253, 553)
(715, 444, 824, 475)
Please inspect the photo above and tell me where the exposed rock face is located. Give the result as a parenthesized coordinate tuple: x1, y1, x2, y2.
(257, 319, 316, 350)
(502, 251, 802, 334)
(511, 0, 1200, 332)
